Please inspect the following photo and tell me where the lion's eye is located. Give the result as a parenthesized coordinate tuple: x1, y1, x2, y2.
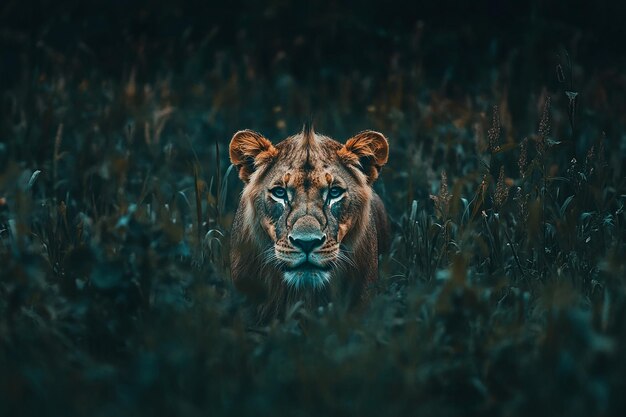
(270, 187, 287, 200)
(328, 186, 345, 199)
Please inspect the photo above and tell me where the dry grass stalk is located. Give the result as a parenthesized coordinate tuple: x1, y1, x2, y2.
(494, 166, 509, 210)
(488, 105, 501, 153)
(536, 96, 551, 155)
(518, 137, 528, 179)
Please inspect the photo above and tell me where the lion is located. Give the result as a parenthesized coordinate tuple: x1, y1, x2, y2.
(228, 124, 390, 320)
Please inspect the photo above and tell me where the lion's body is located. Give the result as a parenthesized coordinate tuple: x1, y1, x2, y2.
(228, 126, 390, 320)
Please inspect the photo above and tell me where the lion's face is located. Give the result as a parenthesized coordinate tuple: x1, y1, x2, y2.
(230, 126, 388, 289)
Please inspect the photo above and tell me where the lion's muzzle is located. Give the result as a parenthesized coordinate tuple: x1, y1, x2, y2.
(288, 215, 326, 255)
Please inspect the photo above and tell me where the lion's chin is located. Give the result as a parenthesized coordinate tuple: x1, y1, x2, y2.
(283, 269, 330, 290)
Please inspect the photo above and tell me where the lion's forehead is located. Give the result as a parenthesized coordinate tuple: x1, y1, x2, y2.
(266, 136, 352, 184)
(265, 163, 350, 190)
(276, 134, 340, 163)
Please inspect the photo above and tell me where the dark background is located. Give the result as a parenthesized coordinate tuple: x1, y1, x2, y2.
(2, 0, 625, 137)
(1, 1, 626, 416)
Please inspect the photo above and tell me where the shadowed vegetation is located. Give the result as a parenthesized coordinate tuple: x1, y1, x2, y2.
(1, 1, 625, 416)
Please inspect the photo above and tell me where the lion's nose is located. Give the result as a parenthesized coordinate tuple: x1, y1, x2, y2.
(289, 233, 326, 254)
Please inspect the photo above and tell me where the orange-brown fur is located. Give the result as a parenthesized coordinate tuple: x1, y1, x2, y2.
(229, 126, 390, 321)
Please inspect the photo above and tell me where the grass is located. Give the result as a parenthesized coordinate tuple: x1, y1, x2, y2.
(1, 3, 626, 416)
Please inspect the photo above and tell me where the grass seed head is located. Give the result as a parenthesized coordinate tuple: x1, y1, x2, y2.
(488, 105, 501, 153)
(494, 166, 510, 210)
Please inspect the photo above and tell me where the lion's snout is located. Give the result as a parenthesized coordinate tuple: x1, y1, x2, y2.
(288, 215, 326, 255)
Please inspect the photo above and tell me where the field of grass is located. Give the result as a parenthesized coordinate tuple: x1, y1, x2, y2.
(1, 2, 625, 416)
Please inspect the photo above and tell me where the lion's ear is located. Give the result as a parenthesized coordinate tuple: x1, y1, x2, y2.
(229, 130, 278, 182)
(338, 130, 389, 182)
